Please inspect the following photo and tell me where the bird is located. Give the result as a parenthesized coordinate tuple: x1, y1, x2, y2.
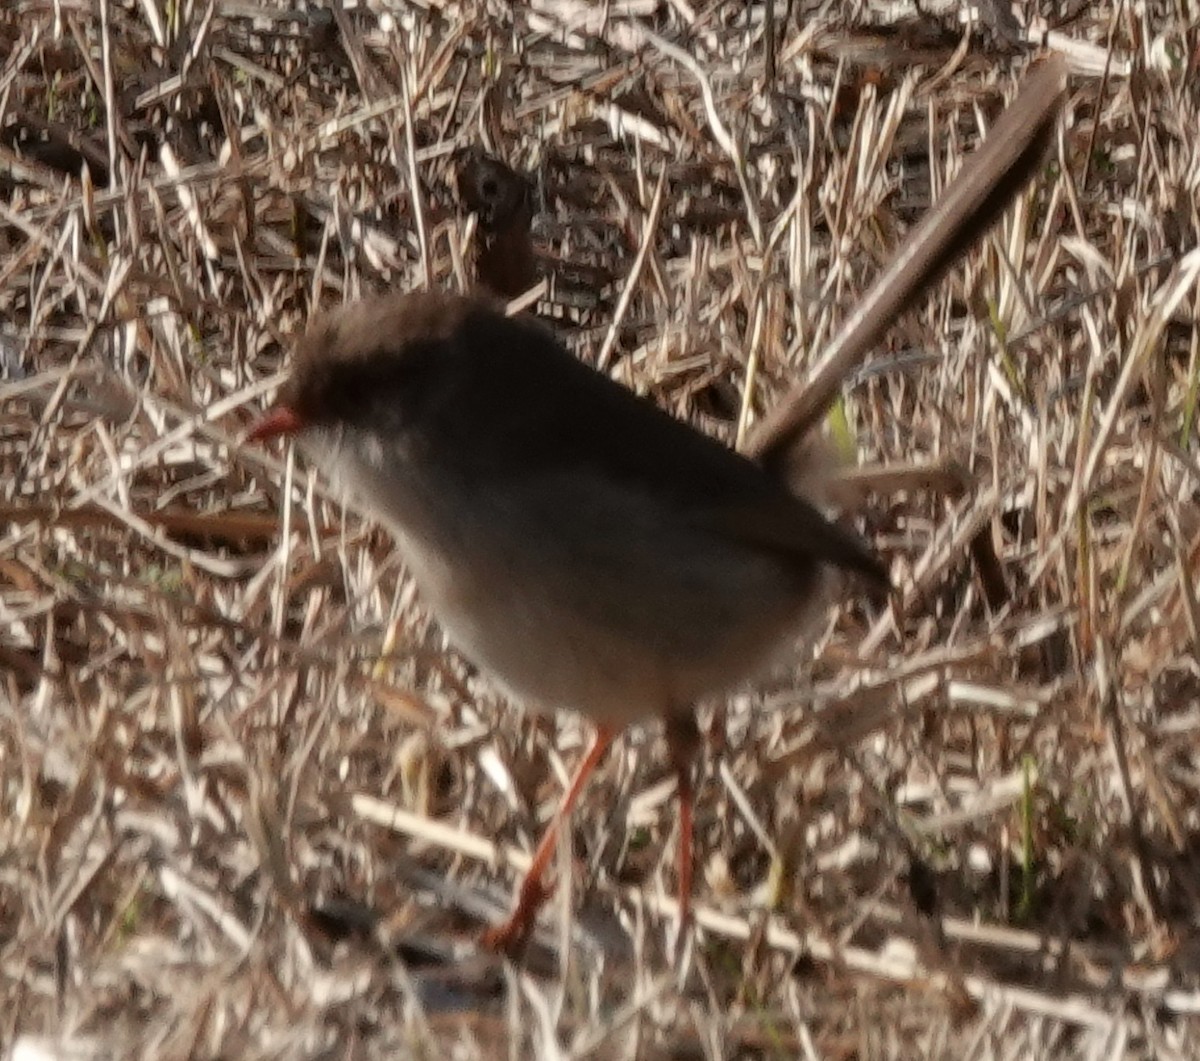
(246, 51, 1069, 956)
(246, 289, 888, 953)
(454, 149, 539, 299)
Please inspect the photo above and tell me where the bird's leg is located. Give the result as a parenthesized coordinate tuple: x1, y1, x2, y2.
(665, 712, 702, 933)
(482, 724, 617, 955)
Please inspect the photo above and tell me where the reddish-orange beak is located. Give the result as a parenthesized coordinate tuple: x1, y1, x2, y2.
(245, 405, 306, 443)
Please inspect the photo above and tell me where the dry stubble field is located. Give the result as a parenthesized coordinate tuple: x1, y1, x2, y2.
(3, 1, 1200, 1058)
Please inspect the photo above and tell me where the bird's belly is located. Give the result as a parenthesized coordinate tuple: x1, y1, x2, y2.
(341, 459, 827, 723)
(407, 543, 818, 725)
(416, 558, 673, 725)
(405, 531, 822, 725)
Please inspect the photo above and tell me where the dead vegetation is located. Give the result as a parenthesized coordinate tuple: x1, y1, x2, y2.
(2, 1, 1200, 1058)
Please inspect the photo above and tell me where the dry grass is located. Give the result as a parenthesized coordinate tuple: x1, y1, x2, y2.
(3, 1, 1200, 1058)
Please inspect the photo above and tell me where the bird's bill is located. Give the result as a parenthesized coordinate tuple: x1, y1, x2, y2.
(245, 404, 306, 442)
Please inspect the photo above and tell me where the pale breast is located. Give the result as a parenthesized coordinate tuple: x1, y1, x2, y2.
(322, 432, 831, 723)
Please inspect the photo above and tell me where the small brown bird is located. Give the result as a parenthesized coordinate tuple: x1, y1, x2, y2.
(248, 52, 1069, 956)
(248, 291, 887, 952)
(455, 150, 538, 299)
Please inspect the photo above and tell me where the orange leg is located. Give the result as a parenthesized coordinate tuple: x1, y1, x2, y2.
(666, 713, 700, 934)
(482, 725, 617, 955)
(675, 760, 695, 929)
